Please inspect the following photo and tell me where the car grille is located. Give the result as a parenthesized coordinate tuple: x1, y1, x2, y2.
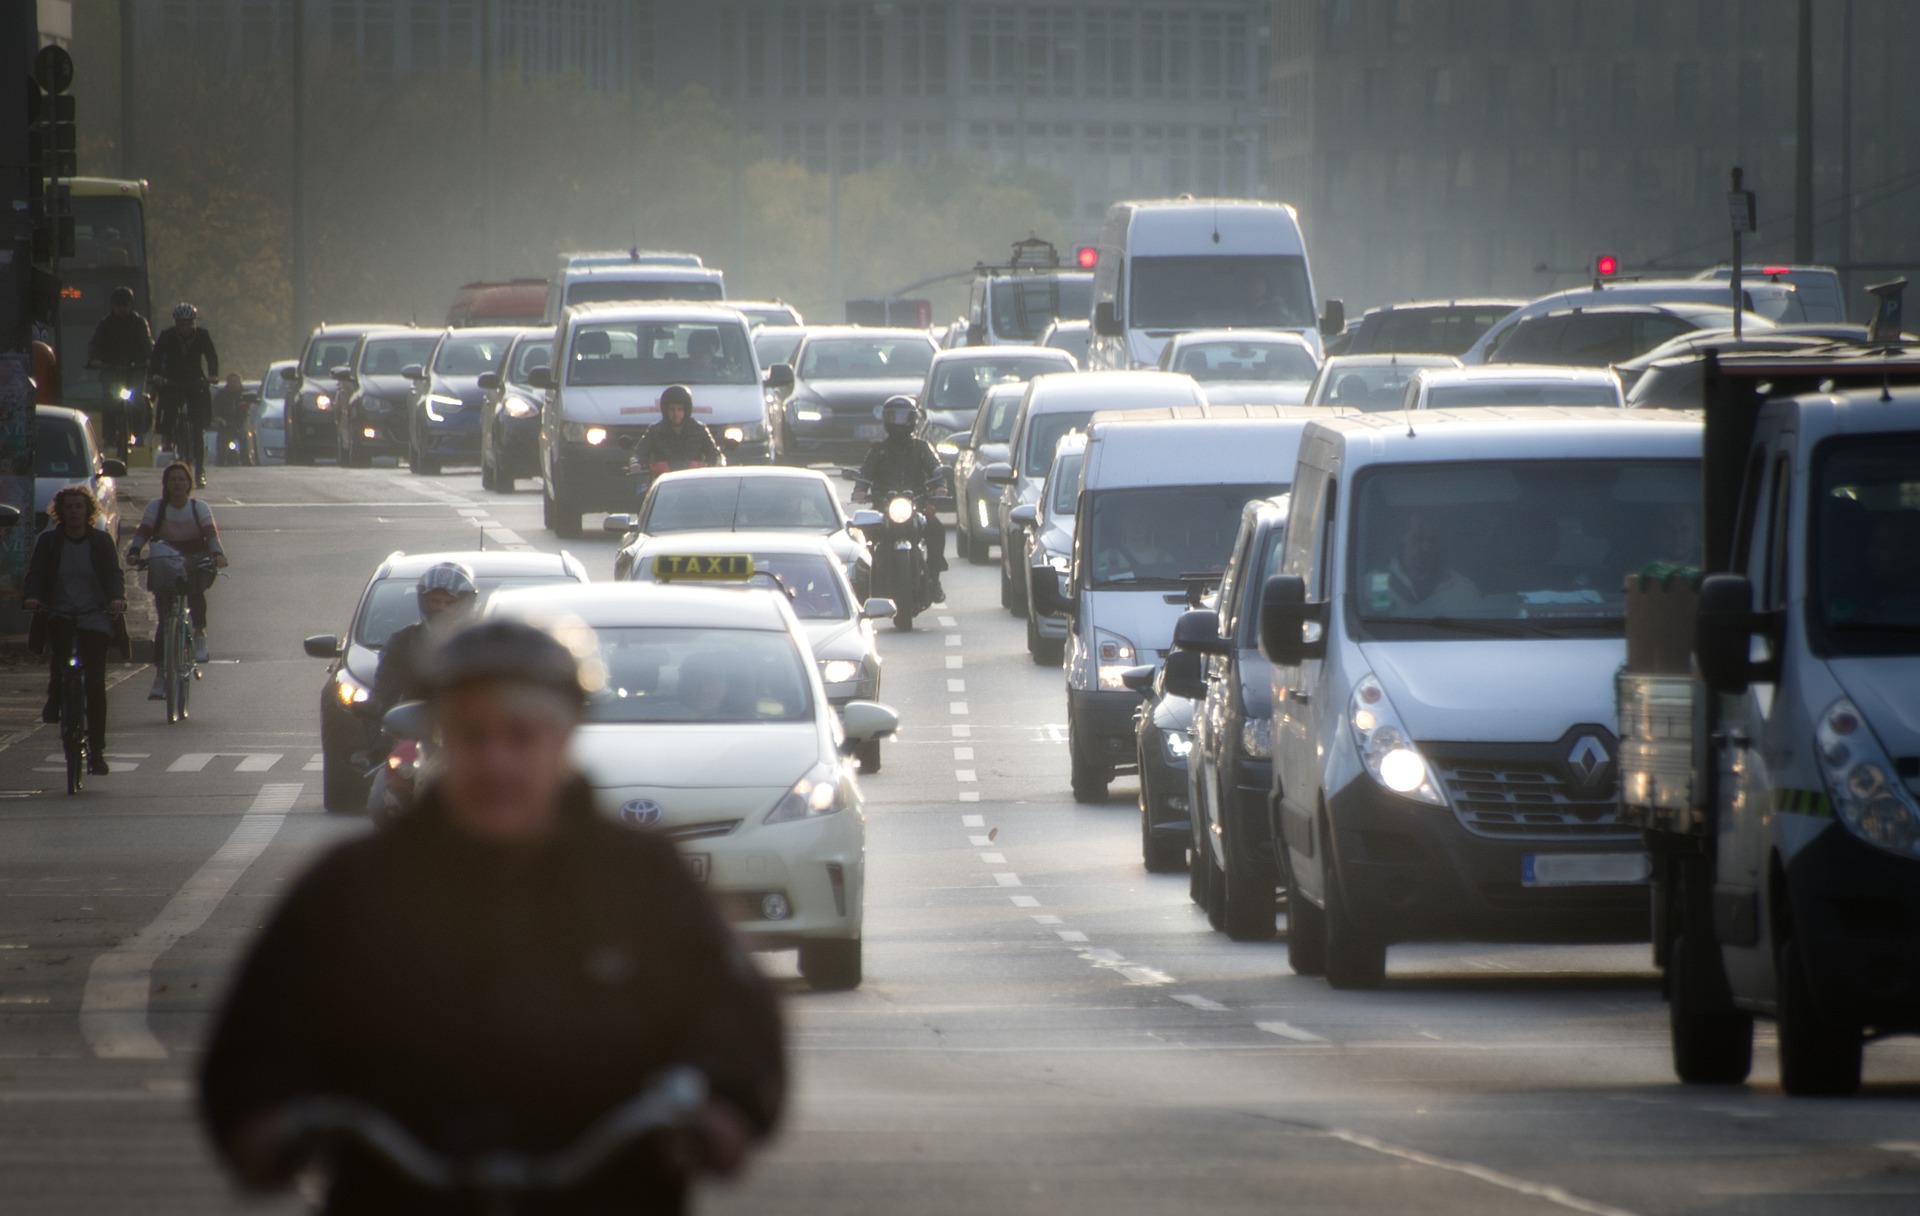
(1427, 751, 1632, 840)
(665, 819, 742, 842)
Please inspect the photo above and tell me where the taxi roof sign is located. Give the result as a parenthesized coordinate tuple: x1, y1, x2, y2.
(652, 554, 755, 581)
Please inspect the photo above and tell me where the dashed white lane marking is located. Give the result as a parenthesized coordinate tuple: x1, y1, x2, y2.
(993, 872, 1022, 887)
(1322, 1128, 1641, 1216)
(235, 754, 280, 772)
(961, 814, 985, 828)
(949, 701, 969, 715)
(944, 634, 962, 646)
(969, 834, 993, 846)
(168, 752, 282, 773)
(979, 852, 1006, 864)
(951, 723, 971, 739)
(937, 616, 957, 627)
(456, 506, 489, 516)
(1008, 895, 1039, 908)
(1173, 994, 1229, 1011)
(81, 783, 302, 1059)
(945, 655, 964, 669)
(1056, 929, 1089, 943)
(953, 747, 974, 760)
(956, 769, 977, 782)
(1256, 1020, 1329, 1044)
(303, 752, 324, 771)
(1031, 914, 1063, 925)
(947, 679, 966, 693)
(959, 791, 980, 802)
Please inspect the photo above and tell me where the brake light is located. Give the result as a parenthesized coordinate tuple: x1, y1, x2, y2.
(1760, 265, 1791, 277)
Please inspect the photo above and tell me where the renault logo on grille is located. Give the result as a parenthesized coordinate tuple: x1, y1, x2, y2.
(1567, 736, 1611, 786)
(620, 798, 663, 828)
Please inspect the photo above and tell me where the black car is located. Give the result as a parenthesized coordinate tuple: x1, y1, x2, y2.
(336, 329, 441, 466)
(765, 327, 936, 464)
(478, 326, 553, 492)
(1174, 495, 1291, 942)
(287, 323, 403, 464)
(1332, 298, 1524, 358)
(300, 549, 590, 811)
(1122, 658, 1198, 880)
(404, 327, 518, 475)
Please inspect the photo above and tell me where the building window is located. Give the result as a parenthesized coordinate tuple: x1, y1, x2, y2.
(1222, 12, 1248, 100)
(1430, 66, 1454, 107)
(1197, 12, 1223, 101)
(901, 3, 950, 97)
(1448, 0, 1473, 49)
(1140, 11, 1164, 99)
(1697, 0, 1722, 43)
(1509, 0, 1536, 48)
(1634, 0, 1660, 48)
(1166, 9, 1191, 101)
(836, 3, 884, 97)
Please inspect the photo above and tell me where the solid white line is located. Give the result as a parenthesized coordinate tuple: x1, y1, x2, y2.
(993, 872, 1022, 887)
(1256, 1020, 1329, 1044)
(1007, 895, 1039, 908)
(956, 769, 977, 782)
(1322, 1128, 1642, 1216)
(954, 747, 975, 760)
(979, 852, 1006, 864)
(961, 813, 985, 828)
(81, 783, 301, 1059)
(1173, 993, 1228, 1011)
(946, 655, 964, 669)
(947, 678, 966, 693)
(1056, 929, 1089, 943)
(949, 701, 969, 715)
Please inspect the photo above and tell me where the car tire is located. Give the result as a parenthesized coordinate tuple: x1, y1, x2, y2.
(1188, 829, 1210, 905)
(1069, 723, 1110, 803)
(1221, 821, 1278, 943)
(544, 484, 582, 538)
(1777, 938, 1863, 1096)
(798, 938, 862, 991)
(1142, 816, 1185, 874)
(479, 455, 496, 490)
(964, 526, 992, 565)
(1286, 884, 1328, 977)
(1203, 844, 1227, 932)
(1323, 857, 1387, 990)
(497, 472, 516, 493)
(1027, 609, 1064, 666)
(1669, 931, 1754, 1085)
(855, 738, 882, 774)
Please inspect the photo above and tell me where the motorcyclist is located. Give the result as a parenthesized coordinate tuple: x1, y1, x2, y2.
(855, 395, 947, 602)
(631, 384, 723, 481)
(199, 617, 786, 1213)
(372, 562, 479, 717)
(148, 302, 220, 487)
(86, 287, 153, 457)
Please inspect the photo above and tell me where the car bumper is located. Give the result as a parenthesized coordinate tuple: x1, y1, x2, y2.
(347, 410, 409, 454)
(419, 412, 481, 459)
(693, 809, 865, 944)
(1324, 777, 1650, 945)
(1139, 731, 1191, 837)
(1785, 824, 1920, 1031)
(551, 441, 634, 512)
(288, 406, 337, 446)
(495, 416, 541, 475)
(1070, 688, 1142, 773)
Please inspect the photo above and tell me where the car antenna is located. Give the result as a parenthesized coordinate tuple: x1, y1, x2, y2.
(1403, 401, 1417, 439)
(1211, 201, 1221, 245)
(478, 526, 486, 552)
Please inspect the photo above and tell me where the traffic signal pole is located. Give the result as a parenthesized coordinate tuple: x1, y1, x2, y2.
(3, 0, 42, 595)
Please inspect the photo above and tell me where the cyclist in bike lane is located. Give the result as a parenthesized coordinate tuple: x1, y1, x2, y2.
(23, 486, 130, 774)
(200, 618, 786, 1214)
(125, 461, 228, 697)
(86, 286, 153, 458)
(147, 302, 220, 486)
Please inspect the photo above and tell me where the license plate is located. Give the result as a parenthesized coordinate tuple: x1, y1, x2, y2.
(1522, 852, 1651, 887)
(684, 853, 710, 883)
(855, 423, 886, 440)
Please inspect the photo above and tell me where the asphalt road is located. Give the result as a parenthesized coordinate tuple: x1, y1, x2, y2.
(2, 464, 1918, 1215)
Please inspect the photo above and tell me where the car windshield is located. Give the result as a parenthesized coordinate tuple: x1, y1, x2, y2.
(754, 330, 803, 367)
(738, 304, 800, 328)
(261, 368, 295, 401)
(587, 626, 812, 724)
(1087, 484, 1282, 589)
(634, 553, 849, 621)
(1315, 363, 1436, 409)
(1171, 341, 1318, 383)
(1350, 460, 1700, 637)
(929, 357, 1064, 412)
(1130, 255, 1314, 331)
(565, 279, 725, 305)
(1812, 436, 1920, 655)
(353, 575, 578, 649)
(989, 278, 1094, 341)
(1492, 313, 1696, 367)
(977, 390, 1022, 444)
(797, 337, 934, 381)
(360, 336, 439, 376)
(1356, 307, 1516, 356)
(567, 321, 755, 387)
(1043, 324, 1089, 362)
(644, 477, 841, 533)
(509, 338, 554, 383)
(303, 338, 358, 376)
(1050, 452, 1085, 515)
(34, 417, 87, 479)
(1022, 410, 1094, 477)
(1425, 382, 1620, 409)
(433, 335, 511, 376)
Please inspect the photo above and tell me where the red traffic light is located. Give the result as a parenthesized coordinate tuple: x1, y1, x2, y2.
(1075, 246, 1098, 269)
(1594, 253, 1619, 278)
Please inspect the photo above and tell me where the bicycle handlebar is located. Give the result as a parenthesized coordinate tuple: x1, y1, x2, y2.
(283, 1066, 709, 1193)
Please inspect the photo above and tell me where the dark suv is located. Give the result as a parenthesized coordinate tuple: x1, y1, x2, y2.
(287, 323, 403, 464)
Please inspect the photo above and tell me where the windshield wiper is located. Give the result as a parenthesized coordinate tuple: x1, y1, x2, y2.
(1827, 621, 1920, 636)
(1098, 575, 1185, 589)
(1360, 615, 1567, 638)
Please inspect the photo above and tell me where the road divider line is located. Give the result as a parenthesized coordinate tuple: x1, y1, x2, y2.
(961, 814, 985, 828)
(980, 852, 1006, 864)
(992, 872, 1022, 887)
(945, 634, 962, 646)
(1322, 1127, 1641, 1216)
(947, 679, 967, 693)
(1256, 1021, 1329, 1044)
(956, 769, 977, 782)
(946, 655, 964, 669)
(949, 701, 969, 715)
(81, 783, 302, 1059)
(1056, 929, 1089, 943)
(937, 616, 957, 627)
(1031, 914, 1063, 925)
(1173, 994, 1228, 1011)
(958, 791, 980, 802)
(954, 747, 975, 760)
(969, 834, 993, 846)
(1008, 895, 1039, 908)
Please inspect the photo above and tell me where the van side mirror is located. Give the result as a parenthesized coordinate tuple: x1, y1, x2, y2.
(765, 363, 795, 391)
(1695, 574, 1762, 694)
(1161, 650, 1207, 701)
(983, 462, 1015, 486)
(524, 366, 554, 391)
(1172, 608, 1230, 656)
(1258, 575, 1324, 666)
(1093, 301, 1123, 337)
(967, 322, 986, 345)
(1319, 299, 1347, 337)
(476, 372, 500, 391)
(1029, 563, 1076, 620)
(1119, 663, 1158, 697)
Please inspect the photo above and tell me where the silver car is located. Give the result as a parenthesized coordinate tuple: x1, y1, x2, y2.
(33, 406, 123, 536)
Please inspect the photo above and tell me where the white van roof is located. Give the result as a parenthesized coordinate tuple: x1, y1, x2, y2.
(561, 301, 748, 326)
(1115, 198, 1307, 255)
(1082, 415, 1322, 490)
(1303, 407, 1702, 470)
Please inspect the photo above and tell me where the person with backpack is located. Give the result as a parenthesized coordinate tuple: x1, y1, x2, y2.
(125, 461, 229, 696)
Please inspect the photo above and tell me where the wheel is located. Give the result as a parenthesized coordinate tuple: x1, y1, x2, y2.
(1142, 810, 1186, 874)
(964, 525, 992, 565)
(798, 938, 862, 990)
(1203, 844, 1227, 932)
(63, 722, 84, 796)
(544, 485, 582, 538)
(1221, 818, 1279, 943)
(855, 738, 882, 774)
(1027, 606, 1063, 666)
(1323, 857, 1386, 989)
(1286, 883, 1328, 976)
(1669, 931, 1754, 1085)
(322, 745, 370, 812)
(479, 456, 496, 490)
(1777, 938, 1863, 1095)
(1002, 552, 1027, 616)
(1069, 724, 1110, 803)
(1188, 819, 1210, 905)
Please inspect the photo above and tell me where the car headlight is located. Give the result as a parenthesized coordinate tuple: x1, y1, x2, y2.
(766, 761, 843, 823)
(502, 395, 537, 419)
(334, 670, 371, 707)
(1043, 546, 1071, 573)
(1349, 673, 1444, 805)
(924, 423, 954, 443)
(1163, 728, 1193, 761)
(1817, 697, 1920, 859)
(792, 398, 824, 423)
(886, 496, 916, 525)
(562, 422, 609, 446)
(1241, 716, 1273, 760)
(313, 393, 332, 411)
(1095, 629, 1138, 690)
(423, 392, 462, 422)
(820, 659, 861, 685)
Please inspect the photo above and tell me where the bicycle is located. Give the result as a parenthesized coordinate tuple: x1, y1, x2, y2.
(42, 611, 91, 794)
(136, 542, 218, 724)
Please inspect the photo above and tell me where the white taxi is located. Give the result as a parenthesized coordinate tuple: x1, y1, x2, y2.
(486, 578, 897, 990)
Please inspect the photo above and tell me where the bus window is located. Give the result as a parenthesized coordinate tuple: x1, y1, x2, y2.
(70, 197, 146, 270)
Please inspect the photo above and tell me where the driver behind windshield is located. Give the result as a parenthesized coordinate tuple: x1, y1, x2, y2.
(1094, 509, 1179, 583)
(1366, 512, 1481, 613)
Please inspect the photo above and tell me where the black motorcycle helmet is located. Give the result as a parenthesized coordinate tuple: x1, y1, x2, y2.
(109, 286, 135, 308)
(880, 395, 920, 439)
(659, 383, 693, 422)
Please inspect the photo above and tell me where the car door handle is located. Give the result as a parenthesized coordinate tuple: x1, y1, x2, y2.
(1284, 688, 1311, 705)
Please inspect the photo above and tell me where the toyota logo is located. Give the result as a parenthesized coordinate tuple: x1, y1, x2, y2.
(620, 798, 664, 828)
(1566, 735, 1611, 787)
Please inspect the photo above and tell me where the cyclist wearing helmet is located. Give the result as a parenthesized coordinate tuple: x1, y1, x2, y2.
(855, 395, 947, 600)
(148, 302, 220, 486)
(631, 383, 724, 478)
(201, 618, 786, 1212)
(372, 562, 479, 716)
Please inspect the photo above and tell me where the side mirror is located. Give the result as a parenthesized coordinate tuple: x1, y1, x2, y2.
(1319, 298, 1347, 337)
(524, 366, 555, 391)
(601, 513, 636, 534)
(1029, 562, 1076, 619)
(329, 364, 353, 380)
(476, 372, 501, 391)
(849, 508, 883, 530)
(1093, 301, 1123, 337)
(98, 458, 128, 479)
(1172, 608, 1230, 656)
(1119, 663, 1158, 697)
(382, 700, 432, 743)
(1258, 574, 1324, 666)
(765, 363, 795, 391)
(860, 597, 896, 620)
(946, 434, 972, 451)
(1695, 574, 1760, 694)
(401, 364, 426, 381)
(1008, 504, 1038, 528)
(983, 461, 1015, 486)
(1161, 650, 1207, 700)
(303, 633, 343, 658)
(0, 503, 21, 527)
(840, 700, 899, 747)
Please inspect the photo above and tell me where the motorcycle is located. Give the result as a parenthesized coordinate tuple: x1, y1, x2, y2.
(848, 473, 946, 632)
(366, 701, 432, 826)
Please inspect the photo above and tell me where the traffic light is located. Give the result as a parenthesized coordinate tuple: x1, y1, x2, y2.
(1594, 253, 1620, 280)
(27, 45, 78, 264)
(1075, 246, 1099, 269)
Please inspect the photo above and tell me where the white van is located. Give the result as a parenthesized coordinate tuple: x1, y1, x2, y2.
(532, 303, 768, 537)
(1031, 414, 1318, 801)
(545, 261, 726, 322)
(1088, 198, 1342, 372)
(1256, 408, 1702, 988)
(1461, 280, 1797, 365)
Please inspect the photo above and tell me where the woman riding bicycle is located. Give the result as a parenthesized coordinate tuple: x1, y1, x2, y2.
(24, 486, 130, 775)
(126, 461, 228, 698)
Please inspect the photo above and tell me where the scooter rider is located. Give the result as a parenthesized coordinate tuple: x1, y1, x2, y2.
(854, 395, 947, 603)
(631, 384, 723, 480)
(373, 562, 479, 717)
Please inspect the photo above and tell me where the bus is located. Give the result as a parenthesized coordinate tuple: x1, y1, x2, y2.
(58, 177, 152, 408)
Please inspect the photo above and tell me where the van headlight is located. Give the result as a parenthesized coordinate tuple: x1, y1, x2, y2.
(819, 659, 860, 685)
(723, 420, 767, 443)
(563, 422, 609, 446)
(1817, 697, 1920, 859)
(1241, 716, 1273, 760)
(766, 762, 842, 823)
(313, 393, 332, 410)
(1096, 629, 1138, 690)
(1349, 673, 1444, 805)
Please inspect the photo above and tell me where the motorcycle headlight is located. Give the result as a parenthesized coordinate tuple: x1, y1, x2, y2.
(1241, 716, 1273, 760)
(1817, 697, 1920, 859)
(766, 761, 843, 823)
(820, 659, 861, 685)
(116, 386, 134, 402)
(1095, 629, 1138, 691)
(424, 393, 462, 422)
(886, 496, 916, 525)
(502, 395, 537, 419)
(1163, 728, 1193, 761)
(563, 422, 610, 446)
(334, 670, 371, 707)
(1349, 673, 1444, 805)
